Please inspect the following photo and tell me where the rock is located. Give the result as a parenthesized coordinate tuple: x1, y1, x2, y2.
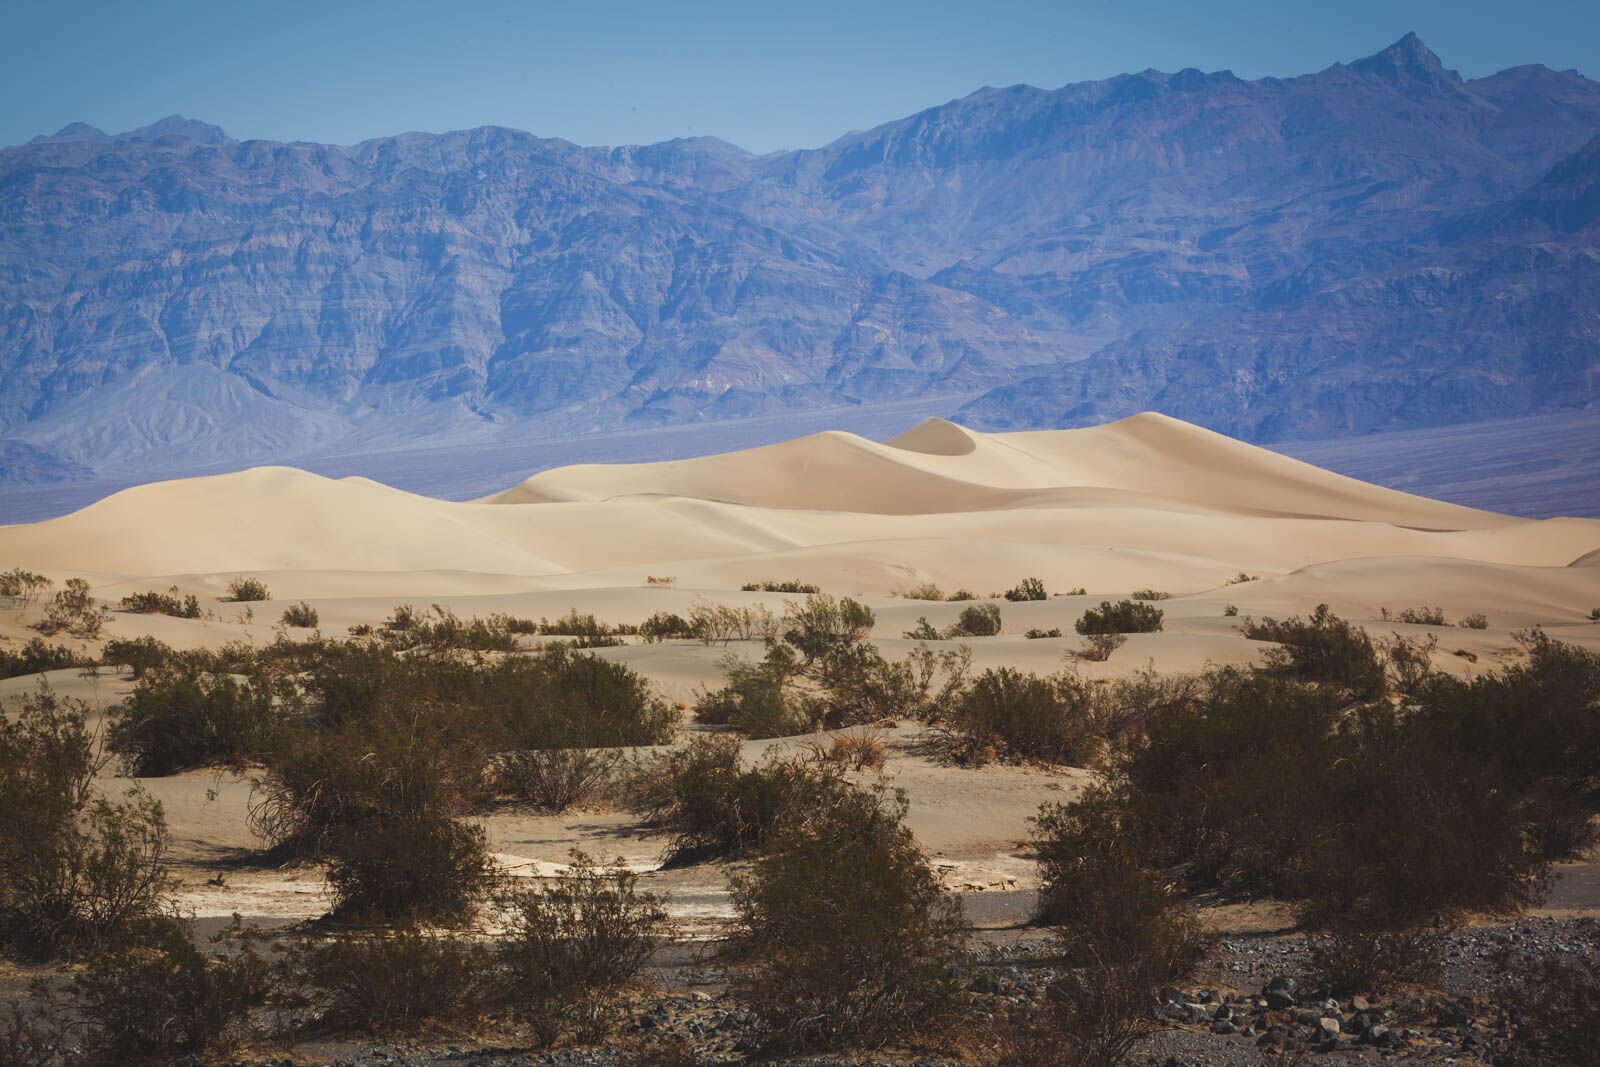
(1318, 1017, 1341, 1036)
(1263, 976, 1298, 1010)
(1212, 1019, 1237, 1035)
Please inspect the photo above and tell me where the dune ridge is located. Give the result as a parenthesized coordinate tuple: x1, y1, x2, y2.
(0, 414, 1595, 621)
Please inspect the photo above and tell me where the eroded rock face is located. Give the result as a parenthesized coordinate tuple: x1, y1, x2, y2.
(3, 35, 1599, 475)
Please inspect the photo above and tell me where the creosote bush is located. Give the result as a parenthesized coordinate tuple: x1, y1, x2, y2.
(279, 601, 319, 628)
(224, 576, 270, 602)
(0, 638, 89, 681)
(639, 611, 694, 642)
(723, 780, 966, 1052)
(37, 578, 110, 639)
(940, 667, 1104, 766)
(741, 579, 821, 593)
(1129, 589, 1169, 601)
(900, 581, 944, 601)
(495, 850, 668, 1046)
(626, 735, 848, 863)
(284, 926, 492, 1036)
(1077, 631, 1126, 661)
(62, 915, 270, 1064)
(0, 685, 173, 961)
(1238, 603, 1383, 698)
(1004, 577, 1047, 602)
(1025, 627, 1064, 640)
(1460, 612, 1489, 629)
(1075, 599, 1163, 635)
(948, 602, 1002, 637)
(0, 568, 51, 615)
(107, 667, 287, 776)
(118, 586, 201, 618)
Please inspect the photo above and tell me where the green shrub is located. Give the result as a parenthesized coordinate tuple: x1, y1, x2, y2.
(1075, 599, 1163, 635)
(324, 814, 493, 924)
(488, 644, 677, 750)
(948, 602, 1002, 637)
(1025, 627, 1063, 639)
(224, 576, 270, 602)
(693, 651, 818, 739)
(1460, 612, 1489, 629)
(903, 617, 942, 640)
(1383, 605, 1446, 625)
(495, 851, 667, 1046)
(67, 916, 269, 1063)
(0, 637, 89, 681)
(724, 781, 966, 1052)
(948, 589, 977, 601)
(901, 582, 944, 601)
(1238, 603, 1383, 698)
(1004, 578, 1047, 602)
(280, 601, 319, 628)
(1129, 589, 1169, 601)
(37, 577, 110, 639)
(941, 668, 1103, 766)
(285, 926, 492, 1035)
(0, 685, 173, 961)
(107, 668, 285, 776)
(494, 748, 621, 812)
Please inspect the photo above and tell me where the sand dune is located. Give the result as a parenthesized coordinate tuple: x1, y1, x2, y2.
(4, 411, 1599, 929)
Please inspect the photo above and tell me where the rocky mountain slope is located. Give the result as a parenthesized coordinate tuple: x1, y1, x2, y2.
(2, 34, 1597, 478)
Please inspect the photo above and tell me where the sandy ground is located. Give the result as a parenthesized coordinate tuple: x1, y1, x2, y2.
(2, 412, 1598, 929)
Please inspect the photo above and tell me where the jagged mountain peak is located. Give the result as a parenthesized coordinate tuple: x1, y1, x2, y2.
(1346, 32, 1461, 87)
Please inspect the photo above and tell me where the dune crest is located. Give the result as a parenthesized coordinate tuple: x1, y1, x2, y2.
(0, 414, 1595, 614)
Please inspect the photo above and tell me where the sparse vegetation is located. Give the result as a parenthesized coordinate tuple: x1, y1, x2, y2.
(107, 667, 287, 776)
(1129, 589, 1169, 601)
(1224, 572, 1257, 586)
(639, 611, 694, 642)
(1076, 599, 1163, 635)
(36, 577, 110, 639)
(723, 780, 966, 1052)
(495, 851, 668, 1046)
(280, 601, 319, 628)
(948, 602, 1002, 636)
(1382, 605, 1447, 625)
(118, 586, 201, 618)
(688, 600, 781, 645)
(0, 685, 172, 961)
(1460, 611, 1489, 629)
(224, 576, 271, 602)
(939, 667, 1104, 766)
(0, 638, 90, 681)
(0, 568, 51, 616)
(948, 589, 978, 601)
(900, 581, 944, 600)
(1077, 631, 1126, 661)
(284, 926, 491, 1036)
(1497, 922, 1600, 1067)
(1024, 627, 1063, 639)
(1004, 577, 1047, 602)
(1238, 603, 1383, 698)
(741, 579, 821, 593)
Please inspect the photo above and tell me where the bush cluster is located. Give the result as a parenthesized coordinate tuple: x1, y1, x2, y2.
(939, 668, 1104, 766)
(118, 586, 201, 618)
(1076, 599, 1163, 635)
(741, 579, 821, 593)
(224, 576, 271, 602)
(0, 637, 90, 681)
(1004, 577, 1047, 602)
(1238, 603, 1383, 698)
(36, 578, 110, 639)
(107, 668, 288, 776)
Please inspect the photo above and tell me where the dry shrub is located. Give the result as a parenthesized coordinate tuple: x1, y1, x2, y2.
(723, 781, 966, 1052)
(279, 601, 319, 628)
(947, 602, 1002, 637)
(806, 726, 889, 771)
(1129, 589, 1169, 601)
(940, 667, 1104, 766)
(284, 926, 492, 1036)
(1004, 578, 1047, 602)
(1077, 632, 1125, 661)
(639, 611, 694, 641)
(106, 667, 286, 776)
(901, 581, 945, 601)
(0, 637, 90, 681)
(223, 576, 270, 602)
(626, 736, 846, 863)
(1238, 603, 1382, 698)
(495, 851, 668, 1046)
(1379, 630, 1438, 694)
(0, 685, 173, 961)
(741, 579, 821, 593)
(1460, 612, 1489, 629)
(61, 916, 269, 1064)
(36, 578, 110, 639)
(494, 747, 621, 812)
(100, 635, 176, 678)
(118, 586, 201, 618)
(1497, 921, 1600, 1067)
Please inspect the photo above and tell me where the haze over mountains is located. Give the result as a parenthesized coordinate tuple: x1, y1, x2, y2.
(2, 33, 1597, 482)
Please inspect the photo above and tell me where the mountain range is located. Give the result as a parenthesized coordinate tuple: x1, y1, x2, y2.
(2, 33, 1597, 482)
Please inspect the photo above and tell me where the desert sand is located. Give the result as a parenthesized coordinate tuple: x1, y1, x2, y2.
(3, 412, 1599, 928)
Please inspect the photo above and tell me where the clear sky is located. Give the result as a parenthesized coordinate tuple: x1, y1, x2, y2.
(3, 0, 1596, 153)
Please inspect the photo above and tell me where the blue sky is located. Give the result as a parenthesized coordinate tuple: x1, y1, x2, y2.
(3, 0, 1596, 153)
